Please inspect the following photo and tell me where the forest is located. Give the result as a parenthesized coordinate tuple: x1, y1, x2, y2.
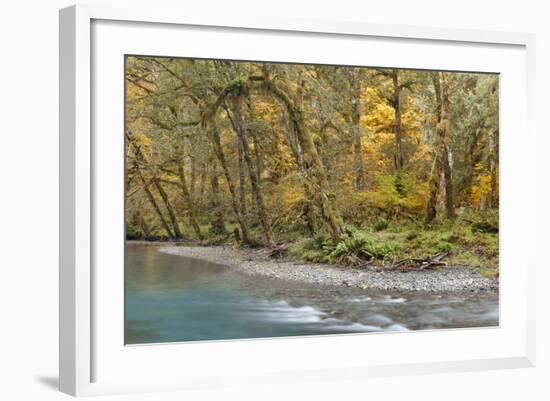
(125, 56, 499, 272)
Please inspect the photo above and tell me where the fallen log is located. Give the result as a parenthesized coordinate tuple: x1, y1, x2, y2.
(264, 244, 288, 259)
(387, 251, 449, 272)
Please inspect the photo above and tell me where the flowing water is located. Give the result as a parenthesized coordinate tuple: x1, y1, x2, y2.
(125, 244, 498, 344)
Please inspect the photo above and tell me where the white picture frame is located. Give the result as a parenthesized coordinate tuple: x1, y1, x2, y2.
(59, 4, 536, 397)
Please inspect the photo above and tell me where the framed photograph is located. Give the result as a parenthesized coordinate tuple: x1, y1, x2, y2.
(59, 4, 536, 396)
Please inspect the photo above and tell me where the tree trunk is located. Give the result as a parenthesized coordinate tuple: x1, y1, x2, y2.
(134, 164, 174, 238)
(281, 112, 317, 235)
(455, 127, 484, 205)
(426, 156, 440, 225)
(261, 76, 345, 239)
(236, 133, 247, 216)
(349, 69, 365, 190)
(440, 73, 454, 219)
(432, 72, 442, 120)
(317, 122, 331, 180)
(246, 98, 264, 180)
(207, 125, 251, 244)
(126, 131, 174, 238)
(199, 162, 207, 198)
(251, 132, 263, 180)
(391, 69, 404, 195)
(190, 152, 196, 197)
(137, 212, 152, 239)
(488, 128, 498, 208)
(426, 72, 454, 223)
(209, 159, 227, 235)
(442, 145, 454, 218)
(153, 178, 183, 238)
(177, 164, 203, 240)
(294, 76, 318, 234)
(231, 91, 274, 246)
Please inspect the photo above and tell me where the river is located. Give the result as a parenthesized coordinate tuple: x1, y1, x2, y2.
(125, 244, 498, 344)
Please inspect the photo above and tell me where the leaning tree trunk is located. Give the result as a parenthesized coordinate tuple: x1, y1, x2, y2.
(349, 69, 365, 190)
(135, 208, 152, 239)
(177, 164, 203, 240)
(153, 177, 183, 239)
(207, 125, 251, 244)
(134, 163, 174, 238)
(126, 131, 174, 238)
(231, 91, 274, 246)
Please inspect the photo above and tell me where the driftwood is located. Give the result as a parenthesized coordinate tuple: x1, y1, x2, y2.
(386, 251, 448, 272)
(355, 257, 375, 268)
(263, 244, 288, 259)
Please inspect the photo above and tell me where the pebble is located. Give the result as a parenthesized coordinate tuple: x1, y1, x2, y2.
(159, 245, 499, 293)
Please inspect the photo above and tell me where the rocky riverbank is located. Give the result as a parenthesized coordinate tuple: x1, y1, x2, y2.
(158, 244, 498, 293)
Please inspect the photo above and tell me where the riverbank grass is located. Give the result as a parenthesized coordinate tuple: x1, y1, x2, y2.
(128, 212, 498, 272)
(288, 219, 498, 271)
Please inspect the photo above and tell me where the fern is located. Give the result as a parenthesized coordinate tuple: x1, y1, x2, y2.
(325, 232, 398, 263)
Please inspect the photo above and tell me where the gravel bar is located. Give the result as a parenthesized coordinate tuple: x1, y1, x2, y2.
(158, 245, 498, 293)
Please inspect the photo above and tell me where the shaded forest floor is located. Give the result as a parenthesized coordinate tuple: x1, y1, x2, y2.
(285, 221, 498, 276)
(129, 213, 499, 278)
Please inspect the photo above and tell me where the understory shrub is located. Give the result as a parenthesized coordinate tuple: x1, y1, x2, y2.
(324, 231, 398, 264)
(373, 218, 390, 232)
